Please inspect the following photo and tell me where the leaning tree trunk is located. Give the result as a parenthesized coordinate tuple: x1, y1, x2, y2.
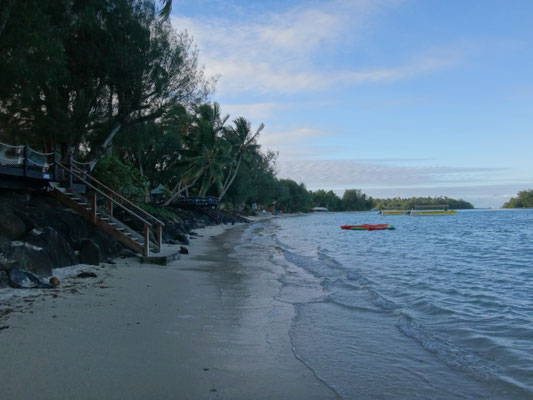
(162, 172, 203, 206)
(218, 154, 243, 202)
(0, 0, 14, 38)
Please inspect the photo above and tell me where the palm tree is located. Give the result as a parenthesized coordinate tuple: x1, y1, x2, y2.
(162, 102, 231, 204)
(159, 0, 172, 18)
(218, 117, 264, 202)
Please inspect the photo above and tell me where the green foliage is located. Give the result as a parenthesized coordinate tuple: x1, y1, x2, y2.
(0, 0, 212, 155)
(138, 203, 178, 219)
(372, 196, 474, 210)
(92, 155, 145, 200)
(503, 190, 533, 208)
(275, 179, 311, 213)
(310, 190, 342, 211)
(342, 189, 373, 211)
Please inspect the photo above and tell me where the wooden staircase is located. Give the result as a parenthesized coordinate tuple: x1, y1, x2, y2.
(50, 162, 164, 256)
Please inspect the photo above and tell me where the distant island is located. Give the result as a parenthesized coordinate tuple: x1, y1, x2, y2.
(307, 190, 473, 212)
(502, 190, 533, 208)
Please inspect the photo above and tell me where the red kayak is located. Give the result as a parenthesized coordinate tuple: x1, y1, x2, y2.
(340, 224, 394, 231)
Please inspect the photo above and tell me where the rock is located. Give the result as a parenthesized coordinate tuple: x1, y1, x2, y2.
(0, 271, 9, 288)
(4, 241, 52, 276)
(86, 229, 125, 260)
(179, 246, 188, 255)
(49, 277, 60, 286)
(175, 233, 189, 244)
(0, 244, 18, 271)
(0, 209, 26, 240)
(79, 239, 101, 265)
(25, 227, 77, 268)
(7, 268, 55, 289)
(77, 272, 97, 278)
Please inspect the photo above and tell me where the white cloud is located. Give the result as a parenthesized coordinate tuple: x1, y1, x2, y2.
(259, 127, 336, 158)
(171, 1, 459, 95)
(221, 103, 281, 121)
(276, 159, 507, 188)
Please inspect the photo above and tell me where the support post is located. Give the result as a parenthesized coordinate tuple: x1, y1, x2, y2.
(53, 156, 58, 181)
(156, 223, 162, 252)
(23, 145, 28, 177)
(68, 154, 73, 190)
(90, 190, 97, 224)
(107, 189, 113, 216)
(144, 223, 150, 257)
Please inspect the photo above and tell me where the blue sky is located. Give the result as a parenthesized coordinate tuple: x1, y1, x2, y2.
(170, 0, 533, 207)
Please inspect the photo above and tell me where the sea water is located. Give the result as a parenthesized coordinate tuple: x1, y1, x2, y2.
(235, 210, 533, 399)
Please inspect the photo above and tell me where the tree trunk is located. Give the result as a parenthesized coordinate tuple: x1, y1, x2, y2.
(162, 172, 202, 206)
(0, 0, 14, 38)
(138, 156, 150, 203)
(87, 123, 121, 171)
(218, 154, 242, 202)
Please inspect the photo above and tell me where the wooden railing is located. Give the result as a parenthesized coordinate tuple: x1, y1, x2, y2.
(0, 142, 55, 180)
(70, 163, 165, 234)
(56, 161, 163, 256)
(175, 196, 219, 207)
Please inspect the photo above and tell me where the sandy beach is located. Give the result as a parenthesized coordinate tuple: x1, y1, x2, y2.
(0, 220, 337, 400)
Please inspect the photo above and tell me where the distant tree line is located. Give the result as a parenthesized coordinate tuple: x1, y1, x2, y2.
(372, 196, 474, 210)
(307, 192, 473, 212)
(503, 190, 533, 208)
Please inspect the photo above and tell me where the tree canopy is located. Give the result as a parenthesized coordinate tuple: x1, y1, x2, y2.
(503, 190, 533, 208)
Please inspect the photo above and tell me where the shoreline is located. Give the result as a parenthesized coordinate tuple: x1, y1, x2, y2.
(0, 220, 337, 399)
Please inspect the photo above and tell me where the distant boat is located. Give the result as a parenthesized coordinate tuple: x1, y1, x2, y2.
(379, 205, 457, 216)
(311, 207, 329, 212)
(409, 204, 457, 215)
(380, 209, 409, 215)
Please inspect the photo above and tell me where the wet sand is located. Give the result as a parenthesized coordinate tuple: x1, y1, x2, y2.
(0, 222, 337, 399)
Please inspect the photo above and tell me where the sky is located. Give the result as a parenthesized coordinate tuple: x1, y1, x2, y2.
(170, 0, 533, 208)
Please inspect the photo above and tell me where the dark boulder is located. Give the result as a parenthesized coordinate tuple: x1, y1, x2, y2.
(25, 227, 77, 268)
(0, 235, 17, 271)
(79, 239, 101, 265)
(0, 209, 26, 240)
(0, 271, 8, 288)
(7, 268, 55, 289)
(175, 233, 189, 245)
(86, 229, 124, 260)
(4, 241, 52, 276)
(179, 246, 189, 255)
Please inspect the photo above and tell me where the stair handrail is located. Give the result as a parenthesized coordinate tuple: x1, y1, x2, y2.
(69, 163, 165, 227)
(55, 161, 153, 228)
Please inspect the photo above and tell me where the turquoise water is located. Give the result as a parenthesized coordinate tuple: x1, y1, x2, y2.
(236, 210, 533, 399)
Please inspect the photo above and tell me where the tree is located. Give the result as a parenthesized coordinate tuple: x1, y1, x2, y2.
(275, 179, 311, 212)
(218, 117, 264, 201)
(162, 102, 230, 204)
(503, 190, 533, 208)
(342, 189, 373, 211)
(158, 0, 172, 18)
(311, 189, 342, 211)
(0, 0, 213, 162)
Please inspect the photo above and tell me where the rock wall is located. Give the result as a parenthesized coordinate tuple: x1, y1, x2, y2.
(0, 188, 250, 281)
(0, 190, 124, 278)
